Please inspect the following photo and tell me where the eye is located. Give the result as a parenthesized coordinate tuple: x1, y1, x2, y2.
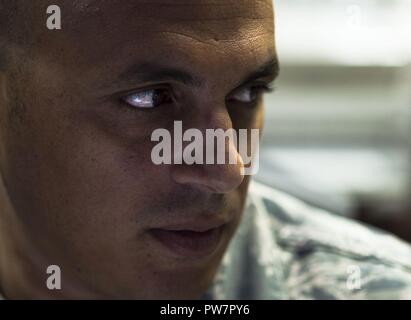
(122, 88, 173, 109)
(229, 84, 273, 104)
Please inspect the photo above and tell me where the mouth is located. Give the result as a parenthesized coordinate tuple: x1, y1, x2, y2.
(149, 222, 226, 259)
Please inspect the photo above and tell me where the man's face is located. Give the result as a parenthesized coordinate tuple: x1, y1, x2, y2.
(0, 0, 276, 298)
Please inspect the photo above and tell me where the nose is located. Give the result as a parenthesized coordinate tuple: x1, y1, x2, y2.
(170, 110, 245, 194)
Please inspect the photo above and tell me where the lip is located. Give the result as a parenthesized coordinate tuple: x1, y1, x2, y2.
(149, 222, 226, 259)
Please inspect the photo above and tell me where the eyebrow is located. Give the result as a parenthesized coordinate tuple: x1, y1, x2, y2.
(240, 57, 280, 85)
(116, 56, 279, 89)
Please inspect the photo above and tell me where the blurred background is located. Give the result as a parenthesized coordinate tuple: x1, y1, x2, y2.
(257, 0, 411, 242)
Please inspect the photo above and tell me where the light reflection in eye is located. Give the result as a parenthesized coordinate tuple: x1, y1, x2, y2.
(122, 89, 172, 109)
(231, 87, 257, 103)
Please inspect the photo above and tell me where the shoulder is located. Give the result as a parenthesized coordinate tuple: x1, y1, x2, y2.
(247, 181, 411, 299)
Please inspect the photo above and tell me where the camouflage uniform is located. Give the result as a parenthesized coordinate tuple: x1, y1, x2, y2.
(206, 181, 411, 300)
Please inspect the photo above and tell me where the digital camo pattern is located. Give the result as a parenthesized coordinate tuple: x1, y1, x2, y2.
(205, 181, 411, 300)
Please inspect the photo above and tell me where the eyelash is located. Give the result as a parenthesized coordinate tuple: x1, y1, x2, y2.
(249, 83, 275, 95)
(227, 84, 275, 106)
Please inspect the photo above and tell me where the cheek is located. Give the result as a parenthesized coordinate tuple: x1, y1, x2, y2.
(8, 105, 169, 247)
(47, 125, 166, 233)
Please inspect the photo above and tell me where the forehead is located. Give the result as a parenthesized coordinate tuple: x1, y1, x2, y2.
(69, 2, 272, 47)
(34, 0, 275, 85)
(68, 0, 274, 25)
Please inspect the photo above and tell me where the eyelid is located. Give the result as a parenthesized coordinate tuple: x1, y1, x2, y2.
(118, 83, 172, 99)
(234, 80, 275, 94)
(251, 80, 276, 91)
(228, 81, 276, 100)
